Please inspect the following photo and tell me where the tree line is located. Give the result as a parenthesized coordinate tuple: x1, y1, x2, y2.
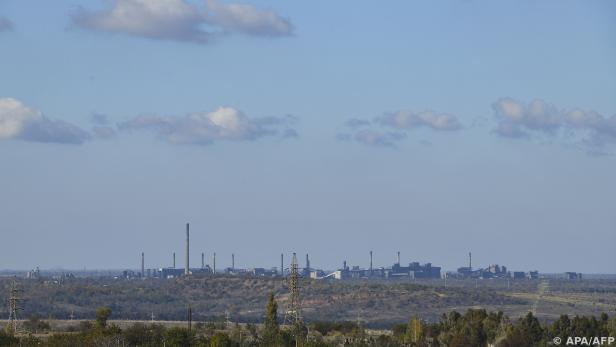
(1, 293, 615, 347)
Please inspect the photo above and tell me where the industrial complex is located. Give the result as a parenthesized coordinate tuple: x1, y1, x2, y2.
(17, 223, 577, 282)
(110, 223, 547, 282)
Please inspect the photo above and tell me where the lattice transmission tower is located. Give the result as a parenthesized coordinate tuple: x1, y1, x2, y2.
(7, 280, 23, 333)
(284, 253, 304, 345)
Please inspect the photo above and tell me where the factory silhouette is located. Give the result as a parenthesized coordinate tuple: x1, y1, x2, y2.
(120, 222, 545, 282)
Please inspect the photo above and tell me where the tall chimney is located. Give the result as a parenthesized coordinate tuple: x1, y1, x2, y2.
(232, 253, 235, 270)
(305, 254, 310, 271)
(173, 252, 176, 268)
(141, 252, 145, 278)
(370, 250, 373, 272)
(397, 251, 400, 265)
(280, 253, 284, 276)
(213, 252, 216, 274)
(201, 252, 205, 269)
(185, 223, 190, 276)
(469, 252, 472, 270)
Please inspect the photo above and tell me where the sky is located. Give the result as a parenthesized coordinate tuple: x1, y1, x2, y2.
(0, 0, 615, 273)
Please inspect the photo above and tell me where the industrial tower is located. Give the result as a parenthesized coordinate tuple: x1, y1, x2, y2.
(185, 223, 190, 276)
(284, 253, 304, 344)
(7, 280, 22, 333)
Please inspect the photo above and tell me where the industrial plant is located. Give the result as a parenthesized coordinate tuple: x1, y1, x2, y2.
(445, 252, 540, 280)
(98, 222, 550, 283)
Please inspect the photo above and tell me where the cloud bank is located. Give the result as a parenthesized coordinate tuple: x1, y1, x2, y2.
(375, 110, 462, 131)
(492, 97, 616, 152)
(118, 106, 298, 145)
(72, 0, 293, 44)
(338, 109, 462, 147)
(0, 98, 90, 144)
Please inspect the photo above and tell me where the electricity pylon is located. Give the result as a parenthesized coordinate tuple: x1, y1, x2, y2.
(7, 280, 23, 333)
(284, 253, 304, 346)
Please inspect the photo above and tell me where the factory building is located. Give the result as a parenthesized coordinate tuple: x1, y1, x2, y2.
(386, 262, 441, 279)
(250, 268, 278, 277)
(449, 266, 539, 280)
(565, 272, 583, 280)
(446, 253, 539, 280)
(26, 267, 41, 280)
(322, 256, 442, 280)
(512, 271, 526, 280)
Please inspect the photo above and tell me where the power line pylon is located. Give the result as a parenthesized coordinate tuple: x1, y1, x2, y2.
(7, 280, 23, 333)
(284, 253, 304, 346)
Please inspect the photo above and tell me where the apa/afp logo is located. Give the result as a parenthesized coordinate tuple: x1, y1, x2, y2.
(553, 336, 615, 346)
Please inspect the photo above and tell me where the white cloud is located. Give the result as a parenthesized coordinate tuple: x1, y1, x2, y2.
(492, 97, 616, 152)
(492, 98, 560, 136)
(72, 0, 293, 44)
(118, 106, 297, 145)
(352, 129, 406, 147)
(376, 110, 462, 131)
(0, 98, 40, 139)
(0, 98, 90, 144)
(338, 109, 462, 147)
(73, 0, 209, 43)
(204, 0, 293, 37)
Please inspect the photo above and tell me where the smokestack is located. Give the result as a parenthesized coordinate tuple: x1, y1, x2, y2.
(141, 252, 144, 278)
(232, 253, 235, 270)
(343, 260, 347, 270)
(213, 252, 216, 274)
(370, 251, 373, 272)
(201, 252, 205, 269)
(280, 253, 284, 276)
(173, 252, 176, 268)
(397, 251, 400, 265)
(185, 223, 190, 276)
(305, 254, 310, 271)
(469, 252, 472, 270)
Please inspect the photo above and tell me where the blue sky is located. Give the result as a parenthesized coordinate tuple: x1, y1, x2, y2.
(0, 0, 615, 273)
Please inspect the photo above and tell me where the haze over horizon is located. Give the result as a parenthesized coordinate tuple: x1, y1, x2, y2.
(1, 0, 615, 274)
